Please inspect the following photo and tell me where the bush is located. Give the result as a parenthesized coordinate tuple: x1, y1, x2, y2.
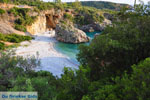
(5, 34, 32, 43)
(0, 33, 32, 43)
(93, 58, 150, 100)
(0, 42, 5, 50)
(9, 7, 37, 32)
(0, 8, 5, 15)
(15, 24, 27, 32)
(63, 13, 73, 21)
(8, 7, 29, 17)
(78, 11, 150, 80)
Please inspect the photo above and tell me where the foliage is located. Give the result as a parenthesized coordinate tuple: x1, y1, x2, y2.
(0, 42, 5, 50)
(74, 7, 104, 25)
(0, 0, 10, 3)
(63, 13, 73, 21)
(81, 1, 130, 11)
(0, 33, 32, 43)
(0, 8, 5, 15)
(77, 8, 150, 80)
(15, 24, 26, 32)
(0, 2, 150, 100)
(8, 7, 37, 32)
(0, 50, 59, 100)
(92, 58, 150, 100)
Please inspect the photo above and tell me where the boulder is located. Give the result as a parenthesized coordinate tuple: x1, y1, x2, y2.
(79, 19, 111, 32)
(55, 23, 90, 43)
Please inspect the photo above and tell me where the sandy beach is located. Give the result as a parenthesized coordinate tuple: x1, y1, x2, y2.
(15, 31, 78, 77)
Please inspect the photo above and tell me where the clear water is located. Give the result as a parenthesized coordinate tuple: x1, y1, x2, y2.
(54, 32, 101, 64)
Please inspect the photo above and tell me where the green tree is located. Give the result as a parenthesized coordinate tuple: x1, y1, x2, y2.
(93, 58, 150, 100)
(77, 6, 150, 80)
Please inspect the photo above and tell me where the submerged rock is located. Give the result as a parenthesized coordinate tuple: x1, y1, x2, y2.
(55, 23, 90, 43)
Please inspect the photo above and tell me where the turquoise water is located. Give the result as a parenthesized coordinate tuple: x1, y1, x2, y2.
(54, 32, 101, 64)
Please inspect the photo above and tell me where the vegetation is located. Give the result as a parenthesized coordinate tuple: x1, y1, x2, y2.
(75, 7, 104, 25)
(0, 42, 5, 50)
(1, 1, 150, 100)
(81, 1, 130, 10)
(63, 7, 104, 25)
(0, 33, 32, 50)
(0, 8, 5, 15)
(14, 24, 27, 32)
(63, 13, 73, 21)
(8, 7, 37, 31)
(0, 33, 32, 43)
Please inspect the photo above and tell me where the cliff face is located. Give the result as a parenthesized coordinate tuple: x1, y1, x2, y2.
(26, 15, 47, 35)
(55, 23, 90, 43)
(26, 9, 62, 35)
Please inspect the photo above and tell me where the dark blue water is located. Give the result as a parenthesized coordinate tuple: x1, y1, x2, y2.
(54, 32, 100, 64)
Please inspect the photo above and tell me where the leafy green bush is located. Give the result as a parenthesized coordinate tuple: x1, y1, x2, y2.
(0, 8, 5, 15)
(0, 33, 6, 41)
(63, 13, 73, 21)
(78, 9, 150, 80)
(15, 24, 27, 32)
(0, 42, 5, 50)
(74, 7, 104, 25)
(5, 34, 32, 43)
(9, 7, 37, 32)
(93, 58, 150, 100)
(8, 7, 29, 17)
(0, 33, 32, 43)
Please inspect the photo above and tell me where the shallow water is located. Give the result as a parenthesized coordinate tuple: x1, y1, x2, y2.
(54, 32, 101, 64)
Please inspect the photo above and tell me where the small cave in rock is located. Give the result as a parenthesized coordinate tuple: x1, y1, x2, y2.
(45, 14, 59, 31)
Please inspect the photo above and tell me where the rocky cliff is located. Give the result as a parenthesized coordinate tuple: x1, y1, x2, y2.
(55, 23, 90, 43)
(26, 9, 62, 35)
(79, 19, 112, 32)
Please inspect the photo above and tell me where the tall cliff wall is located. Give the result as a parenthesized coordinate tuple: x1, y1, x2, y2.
(26, 15, 47, 35)
(26, 9, 62, 35)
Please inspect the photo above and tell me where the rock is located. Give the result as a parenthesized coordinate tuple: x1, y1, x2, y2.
(55, 23, 90, 43)
(26, 15, 47, 35)
(0, 21, 25, 35)
(26, 9, 63, 35)
(103, 13, 114, 20)
(79, 19, 111, 32)
(94, 33, 100, 38)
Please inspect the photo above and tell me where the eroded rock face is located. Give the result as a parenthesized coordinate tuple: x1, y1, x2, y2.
(79, 19, 112, 32)
(55, 23, 90, 43)
(26, 15, 47, 35)
(0, 21, 25, 35)
(26, 9, 63, 35)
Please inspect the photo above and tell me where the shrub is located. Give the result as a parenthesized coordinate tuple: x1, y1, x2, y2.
(15, 24, 27, 32)
(0, 8, 5, 15)
(64, 13, 73, 21)
(0, 42, 5, 50)
(0, 33, 6, 41)
(0, 33, 32, 43)
(8, 7, 29, 17)
(5, 34, 32, 43)
(9, 7, 37, 32)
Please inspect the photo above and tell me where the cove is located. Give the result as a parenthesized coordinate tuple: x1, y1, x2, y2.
(54, 32, 101, 65)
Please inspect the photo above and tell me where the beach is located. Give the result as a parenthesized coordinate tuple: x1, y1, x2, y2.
(15, 31, 78, 77)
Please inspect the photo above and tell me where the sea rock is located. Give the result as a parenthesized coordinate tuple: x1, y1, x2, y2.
(55, 23, 90, 43)
(79, 19, 112, 32)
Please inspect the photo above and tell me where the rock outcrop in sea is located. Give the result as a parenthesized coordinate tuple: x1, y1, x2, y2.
(55, 23, 90, 43)
(79, 19, 112, 32)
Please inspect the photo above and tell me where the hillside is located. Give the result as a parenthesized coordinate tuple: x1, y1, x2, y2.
(81, 1, 131, 10)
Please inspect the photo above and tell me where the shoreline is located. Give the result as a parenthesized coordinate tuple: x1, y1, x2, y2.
(15, 31, 79, 77)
